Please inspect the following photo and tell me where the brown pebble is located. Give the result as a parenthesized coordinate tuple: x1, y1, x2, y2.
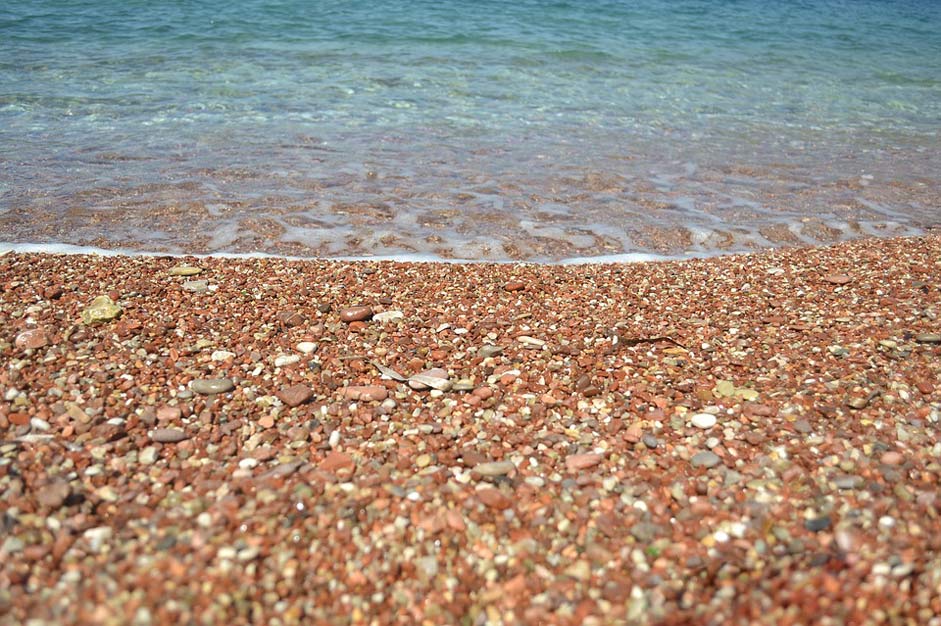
(880, 451, 904, 466)
(36, 478, 70, 509)
(339, 385, 388, 402)
(156, 405, 182, 422)
(504, 280, 525, 292)
(339, 306, 373, 322)
(151, 428, 188, 443)
(15, 328, 48, 350)
(320, 451, 354, 473)
(822, 273, 852, 285)
(566, 453, 603, 471)
(278, 384, 313, 408)
(477, 488, 512, 510)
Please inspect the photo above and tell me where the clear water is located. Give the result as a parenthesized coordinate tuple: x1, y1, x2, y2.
(2, 0, 939, 261)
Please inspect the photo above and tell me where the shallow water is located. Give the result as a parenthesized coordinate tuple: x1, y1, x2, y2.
(2, 0, 939, 261)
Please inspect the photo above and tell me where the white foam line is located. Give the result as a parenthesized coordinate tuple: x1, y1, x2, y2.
(0, 240, 756, 266)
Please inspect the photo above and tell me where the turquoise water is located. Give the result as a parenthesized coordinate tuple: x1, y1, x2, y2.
(2, 0, 939, 260)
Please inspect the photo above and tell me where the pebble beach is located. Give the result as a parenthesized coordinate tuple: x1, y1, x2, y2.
(2, 234, 940, 624)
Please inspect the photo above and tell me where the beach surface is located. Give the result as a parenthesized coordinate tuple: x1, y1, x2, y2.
(2, 234, 940, 624)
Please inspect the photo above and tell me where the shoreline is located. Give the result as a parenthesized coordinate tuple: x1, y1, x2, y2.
(2, 234, 940, 623)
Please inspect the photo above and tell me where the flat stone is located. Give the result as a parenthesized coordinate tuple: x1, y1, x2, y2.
(139, 447, 158, 465)
(642, 434, 659, 449)
(474, 461, 516, 477)
(182, 280, 208, 293)
(915, 333, 941, 344)
(156, 405, 182, 421)
(794, 419, 812, 434)
(566, 453, 603, 471)
(15, 328, 49, 350)
(804, 516, 832, 532)
(151, 428, 188, 443)
(81, 295, 122, 325)
(504, 280, 526, 292)
(373, 310, 404, 323)
(691, 413, 717, 429)
(822, 273, 852, 285)
(296, 341, 318, 354)
(340, 306, 373, 322)
(36, 478, 70, 509)
(690, 451, 721, 468)
(880, 451, 904, 466)
(409, 368, 450, 391)
(478, 345, 504, 358)
(477, 487, 512, 510)
(274, 354, 301, 367)
(190, 378, 235, 395)
(340, 385, 388, 402)
(168, 265, 202, 276)
(320, 451, 354, 473)
(278, 384, 313, 408)
(834, 474, 863, 490)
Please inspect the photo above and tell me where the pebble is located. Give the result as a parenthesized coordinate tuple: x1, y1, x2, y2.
(474, 461, 516, 477)
(880, 451, 904, 465)
(804, 516, 832, 532)
(690, 451, 721, 468)
(642, 434, 659, 449)
(183, 280, 208, 293)
(915, 332, 941, 344)
(565, 453, 603, 471)
(834, 475, 863, 490)
(274, 354, 301, 367)
(821, 273, 852, 285)
(794, 419, 812, 434)
(81, 295, 122, 324)
(339, 306, 373, 322)
(83, 527, 113, 553)
(190, 378, 235, 395)
(278, 384, 313, 408)
(691, 413, 717, 429)
(156, 405, 182, 421)
(504, 280, 526, 291)
(36, 479, 70, 509)
(340, 385, 388, 402)
(409, 368, 450, 391)
(477, 488, 512, 510)
(320, 451, 354, 473)
(517, 336, 546, 347)
(168, 265, 202, 276)
(373, 310, 404, 323)
(478, 345, 504, 358)
(210, 350, 235, 361)
(15, 329, 48, 350)
(139, 447, 158, 465)
(296, 341, 318, 354)
(151, 428, 188, 443)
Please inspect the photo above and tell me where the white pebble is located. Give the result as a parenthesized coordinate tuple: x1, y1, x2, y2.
(296, 341, 318, 354)
(691, 413, 717, 429)
(328, 430, 341, 448)
(211, 350, 235, 361)
(274, 354, 301, 368)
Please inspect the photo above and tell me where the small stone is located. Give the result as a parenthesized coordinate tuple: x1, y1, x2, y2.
(151, 428, 188, 443)
(81, 295, 122, 325)
(880, 451, 904, 466)
(190, 378, 235, 395)
(804, 516, 832, 532)
(415, 454, 432, 468)
(690, 451, 721, 468)
(36, 479, 70, 509)
(794, 419, 812, 434)
(477, 488, 512, 510)
(296, 341, 318, 354)
(274, 354, 301, 368)
(566, 453, 603, 471)
(504, 280, 526, 292)
(373, 310, 404, 323)
(563, 560, 592, 581)
(822, 273, 852, 285)
(408, 368, 450, 391)
(846, 397, 869, 410)
(474, 461, 516, 477)
(211, 350, 235, 361)
(83, 527, 113, 552)
(139, 447, 158, 465)
(691, 413, 717, 429)
(517, 336, 545, 347)
(15, 329, 48, 350)
(320, 451, 354, 473)
(340, 385, 388, 402)
(182, 280, 208, 293)
(278, 384, 313, 408)
(642, 434, 659, 449)
(915, 333, 941, 344)
(834, 475, 863, 490)
(340, 306, 373, 322)
(168, 265, 202, 276)
(478, 345, 504, 358)
(156, 405, 182, 421)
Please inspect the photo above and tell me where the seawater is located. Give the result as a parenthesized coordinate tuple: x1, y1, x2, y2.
(1, 0, 939, 261)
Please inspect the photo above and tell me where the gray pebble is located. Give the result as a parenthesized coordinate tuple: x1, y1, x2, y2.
(916, 333, 941, 344)
(642, 434, 659, 449)
(794, 419, 812, 434)
(690, 451, 721, 468)
(151, 428, 188, 443)
(804, 516, 832, 532)
(834, 475, 863, 490)
(474, 461, 516, 477)
(190, 378, 235, 395)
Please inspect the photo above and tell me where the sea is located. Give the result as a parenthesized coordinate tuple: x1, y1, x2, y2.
(1, 0, 939, 262)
